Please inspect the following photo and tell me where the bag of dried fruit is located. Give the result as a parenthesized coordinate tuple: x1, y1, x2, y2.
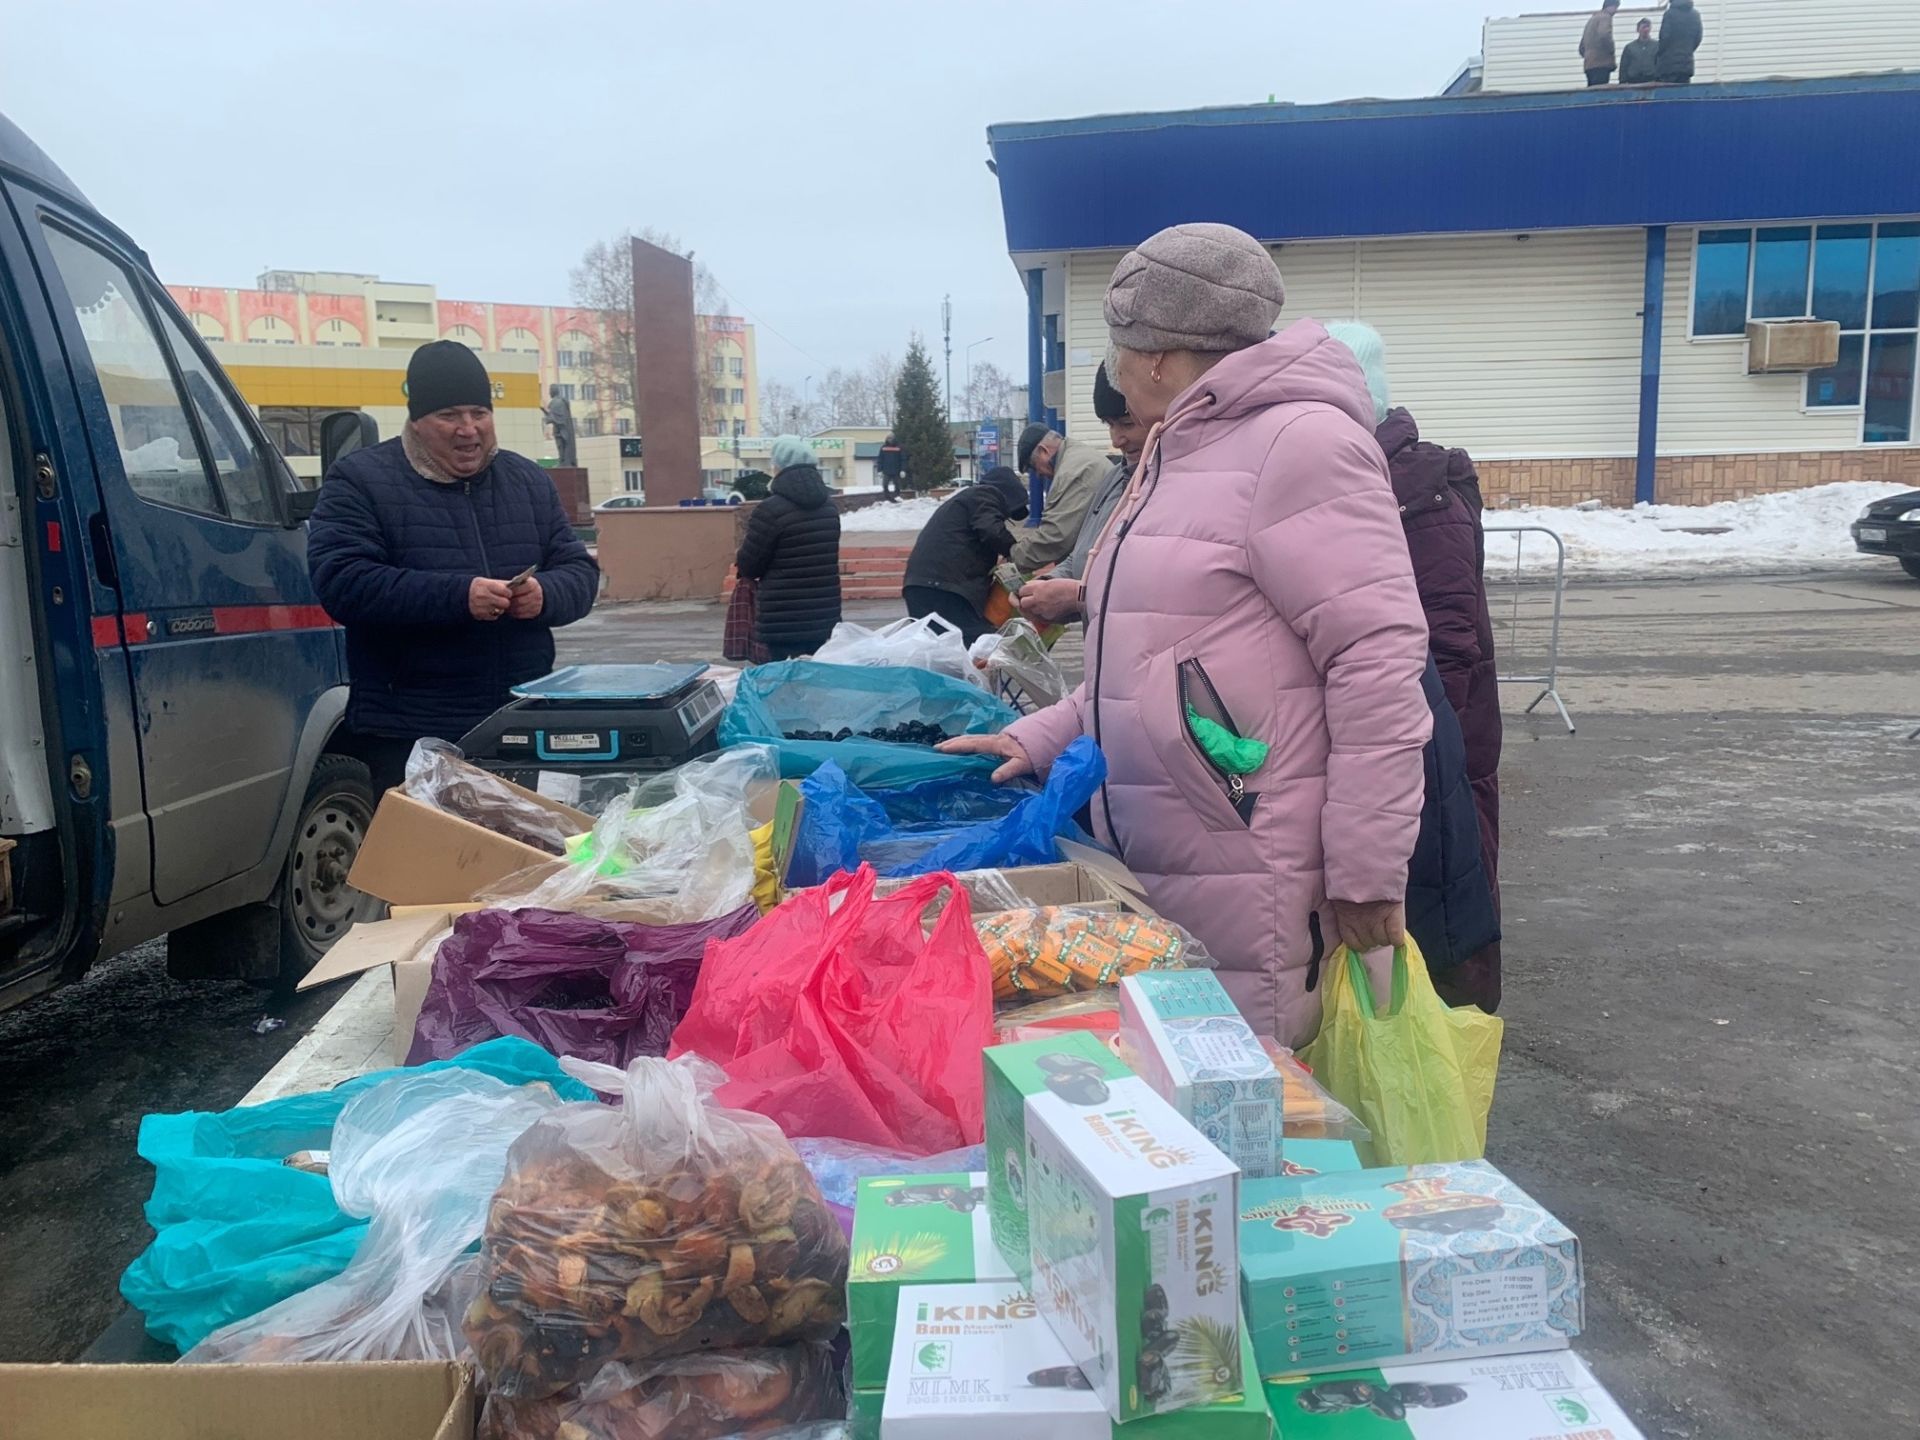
(465, 1054, 850, 1401)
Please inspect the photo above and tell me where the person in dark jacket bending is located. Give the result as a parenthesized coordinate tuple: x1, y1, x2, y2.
(1329, 323, 1503, 1012)
(901, 467, 1029, 644)
(308, 341, 599, 793)
(1656, 0, 1703, 82)
(734, 435, 842, 659)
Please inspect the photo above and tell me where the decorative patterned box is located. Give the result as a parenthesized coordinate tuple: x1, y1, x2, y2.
(1264, 1350, 1644, 1437)
(847, 1172, 1009, 1392)
(1238, 1161, 1582, 1379)
(1118, 970, 1284, 1178)
(1277, 1139, 1365, 1176)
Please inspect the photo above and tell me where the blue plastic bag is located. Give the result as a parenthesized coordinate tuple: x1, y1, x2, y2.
(787, 737, 1106, 887)
(120, 1036, 593, 1352)
(717, 660, 1017, 788)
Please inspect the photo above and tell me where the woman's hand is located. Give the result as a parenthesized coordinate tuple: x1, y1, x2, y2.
(936, 733, 1035, 784)
(1330, 898, 1407, 954)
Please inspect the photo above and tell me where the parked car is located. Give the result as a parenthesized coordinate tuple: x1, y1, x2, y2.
(1852, 490, 1920, 579)
(0, 110, 379, 1009)
(594, 494, 646, 512)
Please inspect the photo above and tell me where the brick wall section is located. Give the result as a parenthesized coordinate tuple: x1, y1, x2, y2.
(1478, 450, 1920, 509)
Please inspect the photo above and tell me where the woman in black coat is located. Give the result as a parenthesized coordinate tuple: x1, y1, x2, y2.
(735, 436, 843, 659)
(900, 466, 1029, 644)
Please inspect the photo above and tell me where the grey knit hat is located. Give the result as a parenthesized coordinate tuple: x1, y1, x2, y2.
(1105, 223, 1285, 353)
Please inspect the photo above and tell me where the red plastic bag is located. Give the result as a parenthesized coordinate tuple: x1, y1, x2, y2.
(669, 866, 993, 1155)
(407, 906, 759, 1067)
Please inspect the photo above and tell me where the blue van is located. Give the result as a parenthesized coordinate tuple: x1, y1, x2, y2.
(0, 112, 378, 1008)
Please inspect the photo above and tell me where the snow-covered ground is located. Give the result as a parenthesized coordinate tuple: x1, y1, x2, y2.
(843, 480, 1914, 577)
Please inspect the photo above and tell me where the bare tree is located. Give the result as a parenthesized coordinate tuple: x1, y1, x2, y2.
(958, 360, 1016, 424)
(758, 378, 825, 436)
(815, 353, 901, 427)
(568, 227, 727, 437)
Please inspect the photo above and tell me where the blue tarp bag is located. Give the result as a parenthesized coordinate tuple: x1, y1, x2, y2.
(717, 660, 1017, 788)
(119, 1035, 593, 1351)
(787, 736, 1106, 887)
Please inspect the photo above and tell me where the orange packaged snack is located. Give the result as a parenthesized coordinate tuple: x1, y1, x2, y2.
(976, 908, 1204, 1001)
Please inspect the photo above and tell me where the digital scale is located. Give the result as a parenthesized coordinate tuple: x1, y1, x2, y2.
(457, 663, 725, 784)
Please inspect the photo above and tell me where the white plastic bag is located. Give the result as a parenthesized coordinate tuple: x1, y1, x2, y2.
(969, 619, 1068, 711)
(812, 615, 974, 681)
(182, 1068, 566, 1365)
(477, 746, 774, 923)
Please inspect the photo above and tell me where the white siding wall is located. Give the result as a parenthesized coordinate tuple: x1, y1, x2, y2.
(1656, 226, 1864, 452)
(1482, 0, 1920, 92)
(1058, 230, 1643, 460)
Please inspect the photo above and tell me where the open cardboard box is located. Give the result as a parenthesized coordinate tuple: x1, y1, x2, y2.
(347, 777, 592, 908)
(297, 905, 479, 1047)
(2, 1359, 474, 1440)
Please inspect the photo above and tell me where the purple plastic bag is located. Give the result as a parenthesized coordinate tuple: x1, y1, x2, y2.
(405, 906, 759, 1067)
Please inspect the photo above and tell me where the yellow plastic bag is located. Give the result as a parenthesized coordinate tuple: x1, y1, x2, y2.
(750, 821, 780, 913)
(1298, 939, 1503, 1166)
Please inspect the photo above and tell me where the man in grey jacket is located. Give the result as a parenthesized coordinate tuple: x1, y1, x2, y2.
(1011, 422, 1111, 574)
(1017, 365, 1148, 626)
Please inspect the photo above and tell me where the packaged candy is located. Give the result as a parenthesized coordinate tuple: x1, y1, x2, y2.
(977, 908, 1205, 1001)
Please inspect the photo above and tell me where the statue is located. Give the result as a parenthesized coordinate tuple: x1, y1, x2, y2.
(543, 385, 578, 468)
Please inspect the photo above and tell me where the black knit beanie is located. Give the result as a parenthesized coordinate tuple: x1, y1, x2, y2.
(1092, 363, 1131, 423)
(406, 340, 493, 420)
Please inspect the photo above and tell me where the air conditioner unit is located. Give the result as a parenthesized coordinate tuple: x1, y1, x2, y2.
(1746, 319, 1841, 374)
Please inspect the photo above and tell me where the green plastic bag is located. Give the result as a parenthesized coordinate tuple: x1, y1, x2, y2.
(1298, 939, 1502, 1166)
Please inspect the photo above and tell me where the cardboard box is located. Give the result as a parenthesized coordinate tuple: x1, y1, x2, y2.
(1119, 970, 1283, 1178)
(297, 907, 463, 1046)
(983, 1031, 1134, 1285)
(1239, 1160, 1582, 1379)
(0, 1359, 474, 1440)
(876, 1284, 1270, 1440)
(872, 838, 1158, 917)
(347, 782, 591, 907)
(1264, 1350, 1645, 1437)
(1275, 1138, 1365, 1177)
(849, 1172, 1011, 1392)
(1014, 1040, 1242, 1422)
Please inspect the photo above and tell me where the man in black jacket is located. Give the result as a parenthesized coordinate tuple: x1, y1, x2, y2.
(1656, 0, 1703, 82)
(735, 435, 842, 658)
(308, 341, 600, 792)
(900, 467, 1029, 643)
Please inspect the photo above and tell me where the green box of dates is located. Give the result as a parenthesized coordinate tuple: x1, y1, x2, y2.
(982, 1032, 1133, 1284)
(847, 1172, 1008, 1392)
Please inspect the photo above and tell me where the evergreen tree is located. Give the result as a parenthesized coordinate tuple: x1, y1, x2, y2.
(892, 338, 956, 492)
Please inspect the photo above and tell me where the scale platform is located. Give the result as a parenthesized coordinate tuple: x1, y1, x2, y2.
(457, 663, 725, 781)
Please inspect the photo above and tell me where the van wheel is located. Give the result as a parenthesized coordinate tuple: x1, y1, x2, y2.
(276, 753, 379, 984)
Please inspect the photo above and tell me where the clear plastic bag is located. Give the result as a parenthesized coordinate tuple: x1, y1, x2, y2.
(479, 1343, 845, 1440)
(976, 905, 1211, 1001)
(968, 618, 1068, 712)
(478, 747, 775, 924)
(466, 1055, 850, 1400)
(789, 1137, 987, 1211)
(182, 1068, 567, 1365)
(404, 739, 581, 855)
(1258, 1036, 1375, 1144)
(811, 615, 973, 681)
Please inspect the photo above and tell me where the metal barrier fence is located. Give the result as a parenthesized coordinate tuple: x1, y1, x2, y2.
(1484, 524, 1575, 734)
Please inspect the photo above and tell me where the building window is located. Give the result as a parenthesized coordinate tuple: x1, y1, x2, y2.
(732, 419, 747, 436)
(557, 348, 576, 368)
(709, 386, 726, 406)
(711, 355, 725, 374)
(580, 383, 597, 401)
(730, 387, 745, 405)
(557, 382, 575, 401)
(614, 383, 632, 403)
(581, 415, 602, 438)
(623, 469, 643, 491)
(729, 356, 744, 377)
(1696, 222, 1920, 440)
(616, 417, 632, 435)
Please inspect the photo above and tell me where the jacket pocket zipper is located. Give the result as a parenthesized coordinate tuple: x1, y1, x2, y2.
(1177, 657, 1257, 824)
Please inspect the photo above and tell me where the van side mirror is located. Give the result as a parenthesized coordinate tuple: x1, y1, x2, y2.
(319, 410, 379, 473)
(286, 489, 321, 524)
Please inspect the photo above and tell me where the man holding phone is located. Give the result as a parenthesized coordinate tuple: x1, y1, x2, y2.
(309, 340, 600, 793)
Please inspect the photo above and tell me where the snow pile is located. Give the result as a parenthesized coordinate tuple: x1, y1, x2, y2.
(841, 494, 946, 533)
(1488, 481, 1913, 576)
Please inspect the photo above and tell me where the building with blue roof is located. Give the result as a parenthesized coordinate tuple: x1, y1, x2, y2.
(990, 1, 1920, 506)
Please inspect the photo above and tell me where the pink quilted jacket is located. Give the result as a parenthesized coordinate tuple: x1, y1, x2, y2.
(1006, 321, 1433, 1046)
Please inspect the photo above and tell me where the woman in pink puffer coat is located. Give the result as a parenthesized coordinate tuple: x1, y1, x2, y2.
(944, 224, 1432, 1046)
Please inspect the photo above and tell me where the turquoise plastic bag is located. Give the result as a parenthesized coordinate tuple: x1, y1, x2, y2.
(119, 1035, 593, 1352)
(787, 737, 1106, 887)
(717, 659, 1017, 788)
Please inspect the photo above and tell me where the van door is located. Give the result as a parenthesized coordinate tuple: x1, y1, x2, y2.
(22, 206, 341, 904)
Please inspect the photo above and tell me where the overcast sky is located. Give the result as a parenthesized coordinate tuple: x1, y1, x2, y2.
(4, 0, 1500, 391)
